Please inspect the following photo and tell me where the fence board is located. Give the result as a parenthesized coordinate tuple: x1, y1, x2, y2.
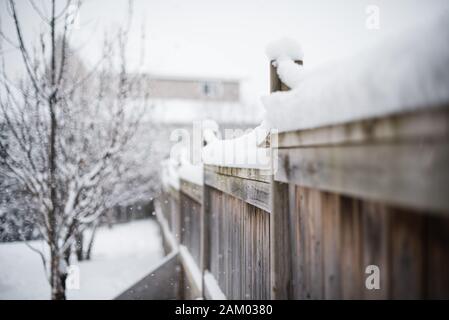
(426, 215, 449, 299)
(361, 202, 390, 299)
(322, 192, 342, 299)
(276, 142, 449, 213)
(205, 169, 271, 212)
(276, 107, 449, 149)
(270, 181, 293, 299)
(390, 209, 425, 299)
(207, 187, 271, 299)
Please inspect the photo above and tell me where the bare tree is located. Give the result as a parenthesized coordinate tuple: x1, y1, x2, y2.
(0, 0, 154, 299)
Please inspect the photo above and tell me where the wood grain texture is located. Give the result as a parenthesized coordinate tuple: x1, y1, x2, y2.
(180, 192, 202, 267)
(270, 181, 293, 299)
(205, 169, 271, 212)
(322, 192, 342, 299)
(277, 107, 449, 148)
(390, 209, 425, 299)
(208, 187, 271, 299)
(180, 179, 203, 204)
(276, 142, 449, 213)
(361, 202, 390, 299)
(206, 165, 272, 183)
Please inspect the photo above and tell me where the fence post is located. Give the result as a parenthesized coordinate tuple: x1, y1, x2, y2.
(269, 58, 302, 299)
(270, 59, 303, 92)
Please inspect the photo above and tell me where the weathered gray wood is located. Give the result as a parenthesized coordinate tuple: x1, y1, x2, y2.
(207, 187, 270, 299)
(308, 189, 324, 299)
(276, 107, 449, 148)
(180, 192, 202, 266)
(270, 181, 292, 299)
(275, 142, 449, 214)
(201, 185, 211, 274)
(205, 165, 272, 183)
(205, 169, 271, 212)
(340, 198, 363, 299)
(115, 252, 181, 300)
(180, 179, 203, 204)
(390, 209, 425, 299)
(322, 192, 342, 299)
(361, 202, 390, 299)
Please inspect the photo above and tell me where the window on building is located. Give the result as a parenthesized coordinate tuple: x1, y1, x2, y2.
(200, 81, 223, 98)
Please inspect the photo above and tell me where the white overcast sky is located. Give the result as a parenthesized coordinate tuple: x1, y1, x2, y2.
(1, 0, 449, 103)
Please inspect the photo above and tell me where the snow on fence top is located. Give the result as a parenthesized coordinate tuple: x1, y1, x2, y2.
(178, 149, 204, 186)
(161, 158, 180, 190)
(263, 13, 449, 133)
(161, 147, 204, 187)
(202, 124, 271, 169)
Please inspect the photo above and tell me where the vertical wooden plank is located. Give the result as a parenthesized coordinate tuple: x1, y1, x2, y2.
(218, 191, 224, 291)
(223, 193, 229, 297)
(308, 189, 324, 299)
(260, 211, 264, 299)
(241, 201, 245, 299)
(251, 205, 255, 299)
(340, 197, 363, 299)
(269, 57, 302, 299)
(361, 201, 390, 299)
(234, 200, 237, 300)
(390, 209, 425, 299)
(295, 186, 309, 299)
(232, 197, 237, 299)
(426, 214, 449, 299)
(270, 181, 293, 299)
(244, 200, 249, 299)
(212, 190, 219, 279)
(266, 209, 271, 299)
(322, 192, 342, 299)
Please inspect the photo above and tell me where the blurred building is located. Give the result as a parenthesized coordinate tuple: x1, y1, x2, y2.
(133, 73, 255, 126)
(146, 75, 240, 102)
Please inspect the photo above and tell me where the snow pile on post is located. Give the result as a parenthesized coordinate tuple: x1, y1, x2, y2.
(266, 37, 304, 89)
(263, 13, 449, 133)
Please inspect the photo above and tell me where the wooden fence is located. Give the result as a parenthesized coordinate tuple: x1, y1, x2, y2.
(180, 179, 203, 269)
(271, 107, 449, 299)
(203, 166, 271, 299)
(154, 61, 449, 300)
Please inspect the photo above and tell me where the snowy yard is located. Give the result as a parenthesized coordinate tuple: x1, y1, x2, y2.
(0, 219, 164, 300)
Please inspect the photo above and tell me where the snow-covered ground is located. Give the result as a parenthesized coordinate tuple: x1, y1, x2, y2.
(0, 219, 164, 300)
